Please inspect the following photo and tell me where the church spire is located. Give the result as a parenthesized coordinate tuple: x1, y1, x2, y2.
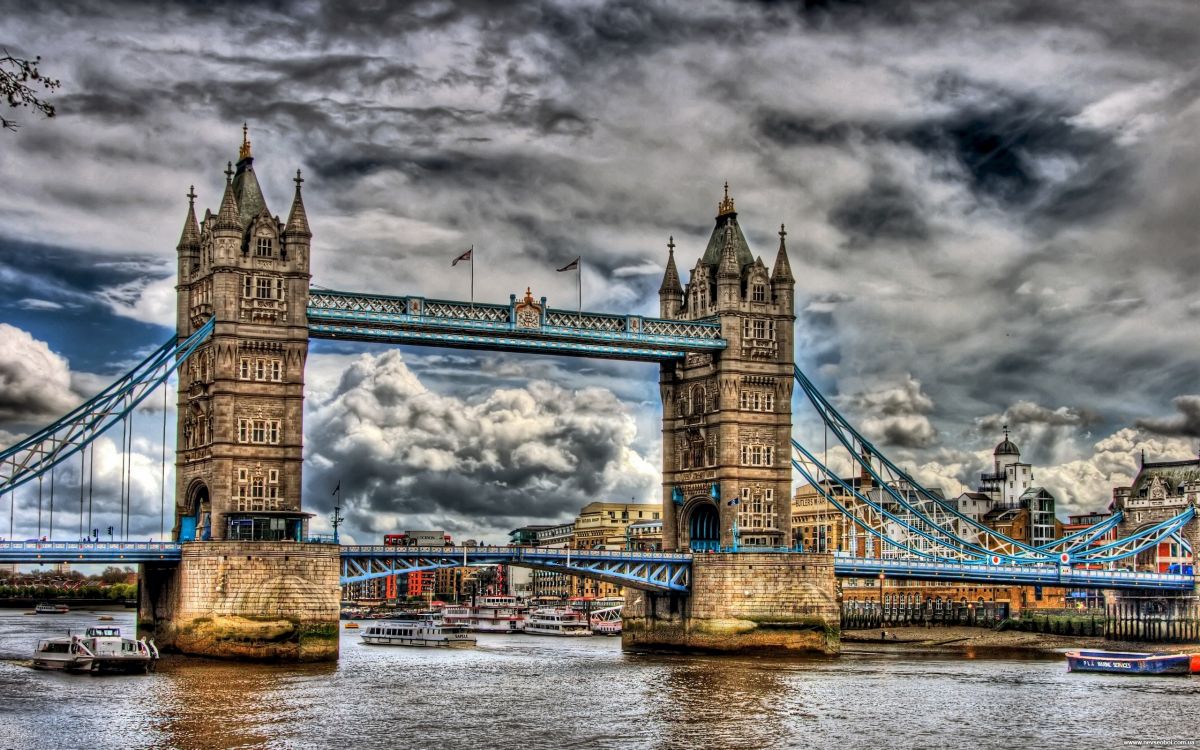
(177, 185, 201, 252)
(239, 122, 252, 162)
(717, 221, 739, 278)
(771, 223, 794, 284)
(659, 236, 682, 295)
(284, 169, 311, 239)
(211, 161, 242, 233)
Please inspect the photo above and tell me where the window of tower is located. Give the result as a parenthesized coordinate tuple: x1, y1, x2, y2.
(752, 284, 766, 302)
(256, 236, 273, 257)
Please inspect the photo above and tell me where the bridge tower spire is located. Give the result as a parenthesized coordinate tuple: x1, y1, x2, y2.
(660, 184, 795, 551)
(173, 128, 312, 543)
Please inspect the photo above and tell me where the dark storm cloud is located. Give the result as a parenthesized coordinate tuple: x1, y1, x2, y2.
(828, 174, 928, 244)
(1136, 396, 1200, 439)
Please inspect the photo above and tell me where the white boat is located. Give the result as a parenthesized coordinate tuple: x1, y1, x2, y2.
(34, 602, 70, 614)
(78, 626, 159, 674)
(31, 635, 94, 672)
(525, 607, 593, 636)
(589, 605, 623, 636)
(33, 627, 158, 674)
(443, 596, 527, 633)
(360, 612, 476, 648)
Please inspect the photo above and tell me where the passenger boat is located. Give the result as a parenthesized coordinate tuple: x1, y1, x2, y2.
(1065, 650, 1194, 675)
(34, 602, 70, 614)
(360, 612, 476, 648)
(443, 596, 528, 633)
(525, 607, 592, 636)
(32, 627, 158, 674)
(77, 626, 159, 674)
(31, 635, 94, 672)
(589, 604, 623, 636)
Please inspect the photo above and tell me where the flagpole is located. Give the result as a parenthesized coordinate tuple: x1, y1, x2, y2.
(577, 258, 582, 323)
(470, 244, 475, 306)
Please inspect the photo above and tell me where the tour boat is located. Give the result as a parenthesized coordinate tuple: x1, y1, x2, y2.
(525, 607, 593, 636)
(77, 626, 159, 674)
(1065, 650, 1194, 675)
(31, 635, 94, 673)
(589, 604, 623, 636)
(360, 612, 476, 648)
(443, 596, 528, 633)
(34, 602, 70, 614)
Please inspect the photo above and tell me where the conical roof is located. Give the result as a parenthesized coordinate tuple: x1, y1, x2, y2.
(177, 187, 201, 251)
(659, 237, 682, 296)
(284, 169, 311, 238)
(700, 217, 755, 269)
(233, 159, 268, 228)
(771, 223, 794, 283)
(211, 163, 242, 232)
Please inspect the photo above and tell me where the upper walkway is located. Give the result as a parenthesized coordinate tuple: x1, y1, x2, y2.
(307, 289, 727, 361)
(0, 541, 1192, 591)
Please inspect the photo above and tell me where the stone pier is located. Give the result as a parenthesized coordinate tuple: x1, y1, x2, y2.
(139, 541, 341, 662)
(622, 552, 840, 654)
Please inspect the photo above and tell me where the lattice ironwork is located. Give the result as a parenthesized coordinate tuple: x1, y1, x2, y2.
(309, 291, 407, 315)
(643, 319, 723, 339)
(0, 319, 214, 495)
(424, 301, 509, 322)
(545, 310, 625, 331)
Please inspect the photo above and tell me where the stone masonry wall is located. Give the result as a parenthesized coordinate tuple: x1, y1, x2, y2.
(140, 541, 340, 662)
(623, 552, 839, 654)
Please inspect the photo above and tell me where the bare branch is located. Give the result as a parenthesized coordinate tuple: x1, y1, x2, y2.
(1, 49, 61, 132)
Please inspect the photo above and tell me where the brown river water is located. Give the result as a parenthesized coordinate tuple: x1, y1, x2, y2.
(0, 609, 1196, 749)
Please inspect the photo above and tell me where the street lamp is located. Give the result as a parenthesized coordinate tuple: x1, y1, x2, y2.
(878, 572, 885, 631)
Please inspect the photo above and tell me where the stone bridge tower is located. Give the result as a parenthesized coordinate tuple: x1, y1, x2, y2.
(173, 127, 312, 542)
(658, 185, 795, 551)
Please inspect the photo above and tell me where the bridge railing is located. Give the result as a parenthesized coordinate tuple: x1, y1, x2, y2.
(833, 553, 1194, 585)
(339, 544, 693, 561)
(0, 541, 182, 553)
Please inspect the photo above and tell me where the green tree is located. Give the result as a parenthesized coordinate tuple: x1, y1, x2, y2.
(1, 50, 59, 131)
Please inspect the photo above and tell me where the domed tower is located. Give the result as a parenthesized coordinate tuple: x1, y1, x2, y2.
(993, 428, 1021, 476)
(173, 125, 312, 542)
(658, 184, 795, 551)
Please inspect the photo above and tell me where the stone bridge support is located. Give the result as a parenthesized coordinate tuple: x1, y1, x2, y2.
(139, 541, 341, 662)
(622, 552, 839, 654)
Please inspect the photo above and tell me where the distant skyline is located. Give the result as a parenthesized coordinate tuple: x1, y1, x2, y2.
(2, 0, 1199, 544)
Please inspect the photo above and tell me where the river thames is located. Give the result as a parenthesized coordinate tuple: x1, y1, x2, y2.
(0, 609, 1195, 749)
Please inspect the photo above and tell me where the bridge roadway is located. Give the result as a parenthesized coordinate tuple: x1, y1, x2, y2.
(0, 541, 1192, 592)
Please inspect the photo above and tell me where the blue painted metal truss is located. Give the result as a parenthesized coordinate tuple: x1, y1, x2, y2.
(833, 555, 1195, 591)
(0, 540, 183, 565)
(791, 366, 1200, 569)
(0, 320, 215, 496)
(339, 545, 692, 592)
(307, 289, 726, 361)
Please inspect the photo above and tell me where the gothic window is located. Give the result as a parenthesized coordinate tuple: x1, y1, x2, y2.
(237, 418, 282, 445)
(243, 276, 253, 298)
(256, 236, 273, 257)
(690, 385, 705, 415)
(752, 284, 766, 302)
(739, 443, 775, 466)
(256, 277, 273, 299)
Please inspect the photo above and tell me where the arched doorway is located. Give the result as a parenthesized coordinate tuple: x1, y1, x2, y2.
(179, 481, 210, 542)
(688, 502, 720, 552)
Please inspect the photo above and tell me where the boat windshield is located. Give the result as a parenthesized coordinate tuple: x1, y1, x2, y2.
(85, 627, 121, 638)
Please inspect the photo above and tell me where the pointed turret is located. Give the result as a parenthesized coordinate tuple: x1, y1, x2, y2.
(211, 162, 242, 233)
(177, 186, 201, 253)
(716, 221, 741, 307)
(232, 124, 269, 227)
(771, 223, 794, 284)
(284, 169, 311, 239)
(658, 236, 683, 317)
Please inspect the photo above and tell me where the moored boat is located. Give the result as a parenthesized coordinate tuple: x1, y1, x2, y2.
(589, 605, 623, 636)
(1065, 650, 1193, 675)
(525, 607, 592, 636)
(360, 612, 476, 648)
(78, 626, 159, 674)
(34, 602, 70, 614)
(31, 635, 94, 673)
(444, 596, 528, 633)
(344, 621, 360, 629)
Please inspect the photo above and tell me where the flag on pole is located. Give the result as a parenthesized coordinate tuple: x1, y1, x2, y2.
(556, 257, 580, 272)
(452, 248, 473, 266)
(332, 481, 340, 496)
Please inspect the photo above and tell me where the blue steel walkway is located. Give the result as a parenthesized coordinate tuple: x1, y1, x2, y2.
(0, 541, 1191, 591)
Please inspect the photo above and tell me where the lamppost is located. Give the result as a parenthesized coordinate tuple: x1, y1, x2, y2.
(878, 572, 886, 632)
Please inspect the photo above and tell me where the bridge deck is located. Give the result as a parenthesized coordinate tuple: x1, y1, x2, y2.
(307, 289, 727, 361)
(0, 542, 1190, 591)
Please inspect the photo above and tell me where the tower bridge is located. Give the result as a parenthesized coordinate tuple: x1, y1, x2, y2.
(1, 130, 1196, 661)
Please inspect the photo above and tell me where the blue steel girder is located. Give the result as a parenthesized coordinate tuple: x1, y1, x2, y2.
(307, 289, 726, 362)
(0, 540, 183, 564)
(338, 545, 692, 592)
(833, 555, 1195, 591)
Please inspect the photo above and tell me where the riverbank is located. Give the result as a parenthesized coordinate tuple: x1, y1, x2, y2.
(843, 626, 1200, 655)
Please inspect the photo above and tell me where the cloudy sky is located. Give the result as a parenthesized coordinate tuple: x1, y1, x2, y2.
(2, 0, 1199, 545)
